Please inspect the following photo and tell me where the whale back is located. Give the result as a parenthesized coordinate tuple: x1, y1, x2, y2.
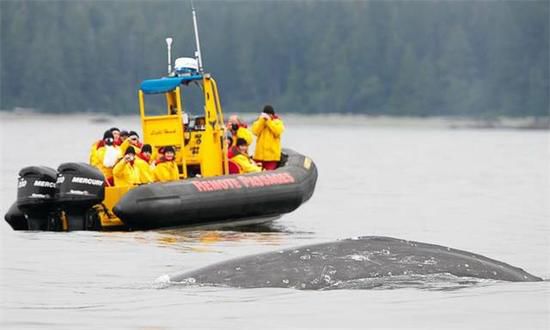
(169, 236, 542, 289)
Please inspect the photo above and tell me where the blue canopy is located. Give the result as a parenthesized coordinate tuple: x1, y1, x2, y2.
(140, 75, 203, 94)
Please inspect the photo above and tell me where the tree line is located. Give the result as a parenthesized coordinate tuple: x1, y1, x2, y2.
(1, 0, 548, 117)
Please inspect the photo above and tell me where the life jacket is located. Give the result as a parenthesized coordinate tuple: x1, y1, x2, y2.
(112, 158, 140, 187)
(153, 158, 179, 182)
(95, 145, 121, 181)
(230, 152, 262, 173)
(135, 157, 154, 184)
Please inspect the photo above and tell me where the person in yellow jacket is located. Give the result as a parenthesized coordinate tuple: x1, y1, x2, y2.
(113, 146, 140, 187)
(135, 144, 154, 184)
(251, 105, 284, 170)
(153, 146, 179, 182)
(94, 130, 121, 186)
(230, 138, 262, 173)
(89, 128, 120, 167)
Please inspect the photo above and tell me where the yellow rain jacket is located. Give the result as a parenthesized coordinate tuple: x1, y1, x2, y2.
(251, 116, 284, 161)
(231, 153, 262, 173)
(153, 161, 179, 182)
(135, 157, 154, 184)
(88, 141, 101, 166)
(119, 139, 141, 155)
(112, 159, 140, 187)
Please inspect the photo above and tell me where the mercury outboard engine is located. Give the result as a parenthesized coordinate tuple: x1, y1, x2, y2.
(57, 162, 105, 230)
(15, 166, 58, 230)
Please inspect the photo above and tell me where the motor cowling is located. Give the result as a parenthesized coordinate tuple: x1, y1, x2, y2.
(57, 162, 105, 230)
(17, 166, 58, 208)
(16, 166, 58, 230)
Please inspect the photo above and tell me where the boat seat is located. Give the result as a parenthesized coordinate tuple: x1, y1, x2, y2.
(228, 160, 241, 174)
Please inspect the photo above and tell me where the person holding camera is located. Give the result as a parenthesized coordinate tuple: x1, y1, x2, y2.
(251, 105, 285, 170)
(119, 130, 143, 155)
(113, 146, 140, 187)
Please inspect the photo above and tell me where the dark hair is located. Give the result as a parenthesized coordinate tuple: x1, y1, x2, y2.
(109, 127, 120, 133)
(164, 146, 175, 154)
(128, 130, 139, 138)
(262, 105, 275, 115)
(141, 144, 152, 153)
(120, 130, 129, 137)
(236, 138, 248, 147)
(125, 146, 136, 155)
(103, 130, 114, 140)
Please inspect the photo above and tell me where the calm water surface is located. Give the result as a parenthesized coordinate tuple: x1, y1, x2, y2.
(1, 114, 549, 329)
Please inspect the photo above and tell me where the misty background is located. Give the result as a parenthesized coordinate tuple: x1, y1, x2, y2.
(1, 0, 548, 117)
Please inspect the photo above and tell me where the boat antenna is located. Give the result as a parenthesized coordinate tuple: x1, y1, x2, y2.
(165, 37, 173, 75)
(191, 0, 204, 73)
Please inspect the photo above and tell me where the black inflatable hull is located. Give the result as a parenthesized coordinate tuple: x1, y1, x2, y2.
(113, 149, 317, 230)
(4, 202, 27, 230)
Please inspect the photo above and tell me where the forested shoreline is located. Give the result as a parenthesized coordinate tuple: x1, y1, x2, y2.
(1, 1, 548, 117)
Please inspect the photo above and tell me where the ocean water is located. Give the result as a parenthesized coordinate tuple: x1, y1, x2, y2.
(1, 114, 549, 329)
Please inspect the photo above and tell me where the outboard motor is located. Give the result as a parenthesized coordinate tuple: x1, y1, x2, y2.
(57, 162, 105, 231)
(15, 166, 58, 230)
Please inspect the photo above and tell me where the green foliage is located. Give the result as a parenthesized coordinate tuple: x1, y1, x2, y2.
(1, 0, 548, 117)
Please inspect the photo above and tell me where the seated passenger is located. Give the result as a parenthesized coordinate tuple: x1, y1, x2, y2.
(135, 144, 154, 184)
(153, 146, 179, 182)
(95, 130, 121, 186)
(230, 138, 262, 173)
(113, 146, 140, 187)
(89, 127, 120, 165)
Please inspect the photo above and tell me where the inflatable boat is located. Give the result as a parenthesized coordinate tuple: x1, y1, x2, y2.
(3, 14, 317, 231)
(4, 149, 316, 231)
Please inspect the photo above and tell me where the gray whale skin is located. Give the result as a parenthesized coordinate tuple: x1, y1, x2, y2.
(169, 236, 542, 289)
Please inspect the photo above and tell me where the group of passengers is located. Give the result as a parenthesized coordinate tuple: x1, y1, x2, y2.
(226, 105, 284, 174)
(89, 128, 178, 187)
(88, 104, 284, 186)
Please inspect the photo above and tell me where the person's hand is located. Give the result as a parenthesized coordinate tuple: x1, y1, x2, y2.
(260, 113, 270, 120)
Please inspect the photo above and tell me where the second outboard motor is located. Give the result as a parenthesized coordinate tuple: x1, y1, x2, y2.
(16, 166, 58, 230)
(57, 162, 105, 231)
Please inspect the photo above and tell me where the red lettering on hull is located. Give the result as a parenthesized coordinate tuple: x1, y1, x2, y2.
(192, 172, 296, 192)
